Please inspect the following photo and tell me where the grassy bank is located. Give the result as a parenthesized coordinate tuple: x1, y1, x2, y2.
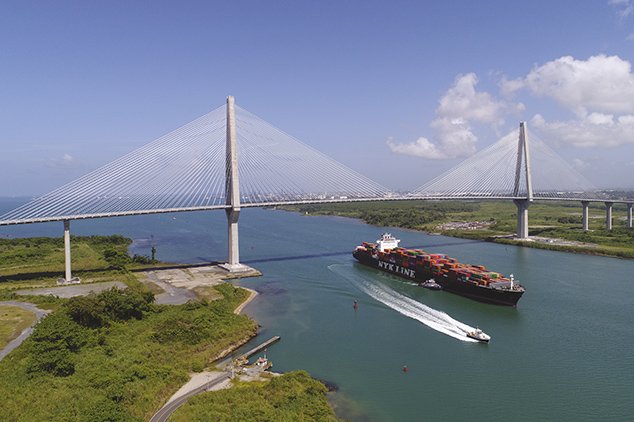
(285, 200, 634, 258)
(0, 284, 258, 421)
(0, 235, 177, 295)
(172, 371, 339, 421)
(0, 305, 37, 349)
(0, 235, 337, 421)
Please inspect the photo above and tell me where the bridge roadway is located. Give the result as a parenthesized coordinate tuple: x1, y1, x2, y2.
(1, 195, 632, 226)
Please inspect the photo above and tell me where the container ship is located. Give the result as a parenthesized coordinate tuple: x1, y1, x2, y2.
(352, 233, 525, 306)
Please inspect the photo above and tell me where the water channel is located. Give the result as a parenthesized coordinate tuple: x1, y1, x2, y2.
(1, 199, 633, 421)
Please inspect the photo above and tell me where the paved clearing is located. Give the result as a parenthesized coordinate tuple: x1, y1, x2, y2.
(138, 265, 260, 305)
(15, 281, 127, 298)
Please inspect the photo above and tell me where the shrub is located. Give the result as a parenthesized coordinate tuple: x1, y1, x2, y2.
(26, 312, 88, 377)
(103, 248, 131, 270)
(66, 287, 154, 328)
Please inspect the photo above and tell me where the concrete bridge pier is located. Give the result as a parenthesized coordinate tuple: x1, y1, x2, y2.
(514, 199, 530, 239)
(581, 201, 589, 231)
(221, 96, 244, 272)
(605, 202, 613, 231)
(627, 203, 633, 229)
(59, 220, 80, 284)
(220, 95, 252, 273)
(64, 220, 72, 280)
(225, 208, 240, 267)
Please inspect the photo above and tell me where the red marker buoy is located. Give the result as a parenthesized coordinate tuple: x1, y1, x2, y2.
(403, 365, 408, 373)
(353, 300, 358, 311)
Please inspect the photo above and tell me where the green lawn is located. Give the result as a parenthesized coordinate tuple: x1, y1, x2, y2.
(0, 235, 185, 296)
(0, 305, 37, 349)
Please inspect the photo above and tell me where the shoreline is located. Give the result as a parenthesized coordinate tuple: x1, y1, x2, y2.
(288, 208, 634, 260)
(234, 287, 258, 315)
(160, 286, 261, 410)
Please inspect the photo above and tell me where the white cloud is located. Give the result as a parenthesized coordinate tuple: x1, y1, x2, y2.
(499, 76, 525, 97)
(531, 112, 634, 148)
(386, 136, 446, 159)
(610, 0, 634, 17)
(47, 153, 78, 169)
(436, 73, 503, 123)
(627, 32, 634, 41)
(586, 112, 614, 125)
(572, 158, 590, 171)
(522, 55, 634, 115)
(387, 73, 518, 160)
(503, 55, 634, 148)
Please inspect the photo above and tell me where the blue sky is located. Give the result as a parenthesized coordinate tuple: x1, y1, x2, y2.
(2, 0, 634, 196)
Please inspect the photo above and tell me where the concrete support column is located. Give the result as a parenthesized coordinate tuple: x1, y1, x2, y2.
(63, 220, 72, 281)
(514, 199, 530, 239)
(221, 95, 246, 272)
(605, 202, 613, 231)
(226, 209, 240, 265)
(627, 203, 633, 229)
(581, 201, 589, 232)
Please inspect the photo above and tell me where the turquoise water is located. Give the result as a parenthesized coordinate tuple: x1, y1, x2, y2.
(2, 199, 633, 421)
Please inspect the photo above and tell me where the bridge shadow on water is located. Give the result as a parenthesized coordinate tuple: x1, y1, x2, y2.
(241, 239, 488, 265)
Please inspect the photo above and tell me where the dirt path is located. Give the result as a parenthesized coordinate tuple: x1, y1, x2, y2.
(14, 281, 126, 298)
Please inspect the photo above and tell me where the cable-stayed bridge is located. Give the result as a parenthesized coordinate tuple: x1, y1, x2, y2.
(1, 97, 632, 279)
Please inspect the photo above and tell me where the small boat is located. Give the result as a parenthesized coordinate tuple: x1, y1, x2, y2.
(466, 328, 490, 343)
(419, 279, 442, 290)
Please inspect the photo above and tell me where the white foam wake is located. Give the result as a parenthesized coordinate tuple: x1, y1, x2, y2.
(329, 264, 479, 342)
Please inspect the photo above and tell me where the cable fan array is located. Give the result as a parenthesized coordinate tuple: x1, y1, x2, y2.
(411, 128, 599, 200)
(0, 104, 607, 226)
(235, 106, 390, 204)
(0, 103, 392, 224)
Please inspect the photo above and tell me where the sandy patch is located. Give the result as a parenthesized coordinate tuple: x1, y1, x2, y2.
(234, 287, 257, 315)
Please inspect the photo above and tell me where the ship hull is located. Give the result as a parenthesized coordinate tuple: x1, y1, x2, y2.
(353, 250, 523, 306)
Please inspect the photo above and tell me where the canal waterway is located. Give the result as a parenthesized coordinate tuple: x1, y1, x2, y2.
(1, 198, 633, 421)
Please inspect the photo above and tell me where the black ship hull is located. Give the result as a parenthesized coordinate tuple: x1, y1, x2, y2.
(353, 251, 523, 306)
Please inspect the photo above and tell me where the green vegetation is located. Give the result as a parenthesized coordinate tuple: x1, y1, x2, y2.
(0, 305, 37, 349)
(0, 235, 337, 421)
(171, 371, 339, 422)
(0, 283, 257, 421)
(287, 200, 634, 258)
(295, 200, 477, 230)
(0, 235, 165, 294)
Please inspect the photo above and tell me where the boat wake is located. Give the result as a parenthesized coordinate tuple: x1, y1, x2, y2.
(329, 264, 479, 342)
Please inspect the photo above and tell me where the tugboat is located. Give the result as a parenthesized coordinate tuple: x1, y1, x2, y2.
(419, 279, 442, 290)
(466, 328, 490, 343)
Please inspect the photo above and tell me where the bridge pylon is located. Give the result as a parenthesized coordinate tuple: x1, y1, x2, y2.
(513, 122, 532, 239)
(220, 96, 251, 273)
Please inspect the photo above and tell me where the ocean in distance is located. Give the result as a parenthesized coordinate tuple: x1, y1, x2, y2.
(1, 197, 633, 421)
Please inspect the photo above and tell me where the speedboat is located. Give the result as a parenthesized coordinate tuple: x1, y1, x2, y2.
(419, 279, 442, 290)
(466, 328, 490, 343)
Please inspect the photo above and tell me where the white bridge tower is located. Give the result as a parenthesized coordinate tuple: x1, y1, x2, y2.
(513, 122, 533, 239)
(220, 96, 252, 272)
